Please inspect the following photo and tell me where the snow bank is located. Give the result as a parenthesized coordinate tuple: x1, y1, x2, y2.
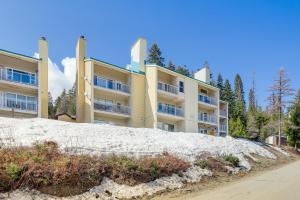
(0, 117, 275, 170)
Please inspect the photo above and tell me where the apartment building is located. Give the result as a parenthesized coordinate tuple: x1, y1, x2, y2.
(76, 36, 228, 136)
(0, 38, 48, 118)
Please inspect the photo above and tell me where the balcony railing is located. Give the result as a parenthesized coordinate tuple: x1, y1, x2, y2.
(0, 92, 37, 113)
(220, 124, 227, 132)
(94, 76, 130, 94)
(94, 99, 130, 115)
(220, 109, 227, 117)
(157, 82, 178, 95)
(157, 103, 184, 117)
(198, 94, 218, 106)
(198, 112, 217, 124)
(0, 68, 37, 86)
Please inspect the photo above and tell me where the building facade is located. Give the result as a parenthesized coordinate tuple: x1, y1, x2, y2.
(76, 37, 228, 136)
(0, 38, 48, 118)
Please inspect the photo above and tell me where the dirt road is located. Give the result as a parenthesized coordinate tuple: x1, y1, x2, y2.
(158, 160, 300, 200)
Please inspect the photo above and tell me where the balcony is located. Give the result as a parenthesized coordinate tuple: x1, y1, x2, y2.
(220, 109, 227, 117)
(0, 68, 37, 87)
(157, 82, 178, 95)
(94, 99, 130, 117)
(157, 103, 184, 118)
(0, 92, 37, 114)
(220, 124, 227, 132)
(94, 76, 130, 94)
(198, 94, 218, 106)
(198, 112, 217, 125)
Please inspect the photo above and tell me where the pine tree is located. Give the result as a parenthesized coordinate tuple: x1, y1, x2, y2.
(223, 80, 234, 119)
(147, 43, 165, 67)
(248, 88, 256, 113)
(48, 92, 55, 119)
(175, 65, 190, 76)
(234, 74, 246, 124)
(167, 60, 176, 71)
(269, 68, 294, 146)
(55, 89, 67, 114)
(285, 89, 300, 149)
(217, 74, 224, 100)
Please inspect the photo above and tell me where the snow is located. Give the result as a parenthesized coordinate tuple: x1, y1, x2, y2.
(0, 117, 289, 199)
(0, 117, 276, 170)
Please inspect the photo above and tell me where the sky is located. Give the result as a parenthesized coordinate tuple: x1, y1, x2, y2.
(0, 0, 299, 106)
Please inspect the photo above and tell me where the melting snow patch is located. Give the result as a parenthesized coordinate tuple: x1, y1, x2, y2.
(0, 117, 276, 170)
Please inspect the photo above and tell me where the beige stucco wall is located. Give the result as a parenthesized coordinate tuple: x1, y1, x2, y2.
(84, 61, 94, 122)
(184, 78, 199, 133)
(0, 110, 36, 118)
(145, 66, 158, 128)
(129, 73, 145, 128)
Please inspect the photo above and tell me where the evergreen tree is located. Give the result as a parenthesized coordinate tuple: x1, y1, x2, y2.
(147, 43, 165, 67)
(248, 88, 256, 113)
(285, 90, 300, 149)
(48, 92, 55, 119)
(55, 89, 68, 114)
(229, 117, 247, 138)
(223, 80, 234, 119)
(234, 74, 246, 124)
(217, 74, 224, 100)
(175, 65, 190, 76)
(167, 60, 176, 71)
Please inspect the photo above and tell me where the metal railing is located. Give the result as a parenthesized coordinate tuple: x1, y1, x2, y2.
(198, 112, 217, 124)
(0, 92, 37, 113)
(157, 82, 178, 95)
(157, 103, 184, 117)
(220, 124, 227, 132)
(198, 94, 218, 106)
(220, 109, 227, 117)
(94, 76, 130, 94)
(94, 99, 130, 115)
(0, 68, 37, 86)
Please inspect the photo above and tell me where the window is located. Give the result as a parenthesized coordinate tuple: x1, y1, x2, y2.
(17, 95, 26, 110)
(6, 68, 36, 85)
(179, 81, 184, 93)
(6, 93, 16, 108)
(116, 82, 122, 91)
(198, 128, 208, 134)
(158, 122, 175, 132)
(200, 89, 207, 95)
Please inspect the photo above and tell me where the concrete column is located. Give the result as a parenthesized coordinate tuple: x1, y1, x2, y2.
(38, 37, 48, 118)
(76, 36, 86, 122)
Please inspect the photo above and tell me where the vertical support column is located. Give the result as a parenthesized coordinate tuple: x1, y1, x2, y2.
(38, 37, 48, 118)
(76, 36, 86, 122)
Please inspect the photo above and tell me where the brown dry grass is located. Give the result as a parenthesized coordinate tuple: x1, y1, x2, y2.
(0, 142, 189, 197)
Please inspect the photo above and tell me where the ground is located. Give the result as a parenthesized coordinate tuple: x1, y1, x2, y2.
(0, 117, 297, 199)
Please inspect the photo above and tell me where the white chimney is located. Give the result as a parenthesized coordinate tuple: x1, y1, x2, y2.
(194, 66, 211, 83)
(128, 38, 147, 72)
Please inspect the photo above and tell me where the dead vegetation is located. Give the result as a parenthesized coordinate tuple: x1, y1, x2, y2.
(0, 141, 190, 197)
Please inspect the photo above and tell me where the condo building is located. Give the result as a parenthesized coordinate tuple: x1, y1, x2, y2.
(76, 36, 228, 136)
(0, 38, 48, 118)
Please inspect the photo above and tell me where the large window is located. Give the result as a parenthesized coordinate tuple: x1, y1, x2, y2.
(179, 81, 184, 93)
(158, 122, 175, 132)
(6, 68, 37, 86)
(4, 92, 37, 111)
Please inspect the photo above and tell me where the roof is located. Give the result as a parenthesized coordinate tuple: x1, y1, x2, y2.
(0, 48, 40, 63)
(55, 112, 76, 120)
(85, 57, 145, 75)
(146, 63, 219, 90)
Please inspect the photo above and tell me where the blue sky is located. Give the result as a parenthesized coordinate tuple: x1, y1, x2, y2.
(0, 0, 299, 106)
